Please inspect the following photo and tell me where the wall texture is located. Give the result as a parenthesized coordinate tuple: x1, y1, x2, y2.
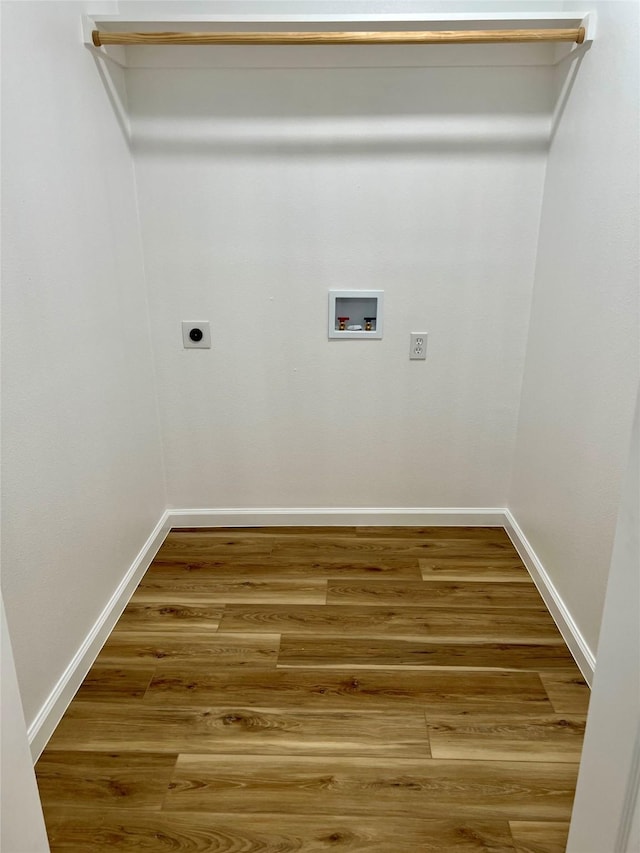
(128, 63, 550, 509)
(1, 1, 166, 726)
(509, 0, 640, 655)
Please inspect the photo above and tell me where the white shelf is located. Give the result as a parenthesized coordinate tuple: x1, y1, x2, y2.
(91, 12, 589, 24)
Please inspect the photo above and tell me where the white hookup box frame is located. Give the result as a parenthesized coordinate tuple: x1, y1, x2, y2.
(328, 290, 384, 339)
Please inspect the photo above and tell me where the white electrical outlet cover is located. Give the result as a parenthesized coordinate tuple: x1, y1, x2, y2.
(182, 321, 211, 349)
(409, 332, 428, 360)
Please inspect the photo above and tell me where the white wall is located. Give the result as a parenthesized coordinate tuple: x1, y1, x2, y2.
(1, 1, 166, 728)
(509, 1, 640, 656)
(128, 63, 550, 508)
(567, 388, 639, 853)
(0, 596, 49, 852)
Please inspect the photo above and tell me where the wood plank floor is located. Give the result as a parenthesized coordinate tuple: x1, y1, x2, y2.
(36, 526, 590, 852)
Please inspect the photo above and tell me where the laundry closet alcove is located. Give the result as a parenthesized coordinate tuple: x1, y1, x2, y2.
(5, 3, 640, 852)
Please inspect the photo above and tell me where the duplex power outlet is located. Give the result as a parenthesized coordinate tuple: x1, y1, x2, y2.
(410, 333, 427, 360)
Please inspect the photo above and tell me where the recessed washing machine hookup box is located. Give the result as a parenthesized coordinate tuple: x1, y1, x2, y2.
(328, 290, 384, 339)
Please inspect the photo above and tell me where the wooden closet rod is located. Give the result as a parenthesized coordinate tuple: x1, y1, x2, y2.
(92, 27, 586, 47)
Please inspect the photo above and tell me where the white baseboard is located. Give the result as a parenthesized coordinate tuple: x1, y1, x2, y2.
(27, 511, 172, 761)
(166, 507, 507, 528)
(27, 504, 595, 761)
(504, 509, 596, 685)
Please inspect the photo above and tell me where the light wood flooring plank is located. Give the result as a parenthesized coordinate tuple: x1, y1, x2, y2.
(72, 665, 156, 702)
(218, 604, 563, 641)
(327, 579, 545, 609)
(35, 752, 176, 811)
(277, 637, 574, 670)
(420, 558, 530, 582)
(45, 703, 429, 758)
(356, 526, 512, 542)
(149, 557, 422, 579)
(509, 821, 570, 853)
(426, 714, 586, 762)
(95, 632, 280, 668)
(143, 666, 553, 712)
(539, 671, 591, 714)
(271, 538, 518, 561)
(163, 754, 578, 821)
(170, 526, 359, 537)
(112, 602, 224, 633)
(135, 576, 328, 604)
(42, 809, 518, 852)
(158, 535, 273, 558)
(268, 558, 423, 578)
